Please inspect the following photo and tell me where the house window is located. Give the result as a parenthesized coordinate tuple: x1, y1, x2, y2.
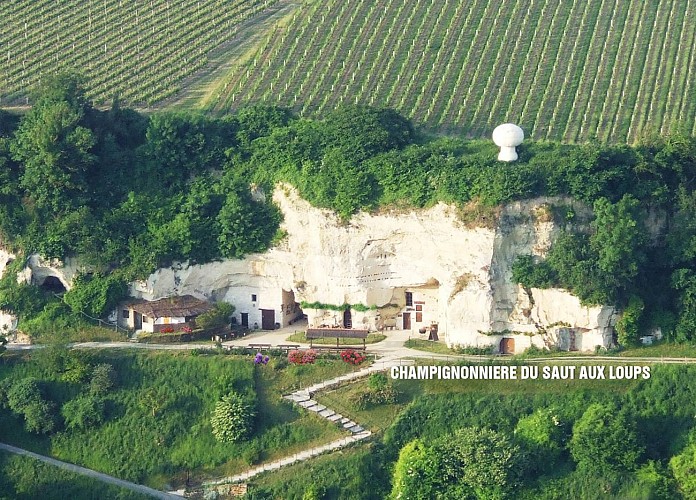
(416, 312, 423, 322)
(405, 292, 413, 307)
(251, 294, 257, 302)
(122, 310, 130, 319)
(143, 316, 149, 323)
(416, 305, 423, 311)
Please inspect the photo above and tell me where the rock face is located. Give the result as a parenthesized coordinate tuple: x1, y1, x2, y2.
(5, 187, 616, 353)
(127, 187, 614, 353)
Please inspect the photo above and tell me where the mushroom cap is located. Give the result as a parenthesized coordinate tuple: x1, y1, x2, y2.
(492, 123, 524, 147)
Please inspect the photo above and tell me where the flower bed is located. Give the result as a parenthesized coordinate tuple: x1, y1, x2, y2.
(288, 349, 317, 365)
(340, 349, 366, 365)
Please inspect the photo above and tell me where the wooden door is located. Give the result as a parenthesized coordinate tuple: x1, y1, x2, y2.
(241, 313, 249, 328)
(343, 309, 352, 328)
(134, 312, 142, 330)
(403, 313, 411, 330)
(569, 330, 578, 351)
(261, 309, 275, 330)
(499, 338, 515, 354)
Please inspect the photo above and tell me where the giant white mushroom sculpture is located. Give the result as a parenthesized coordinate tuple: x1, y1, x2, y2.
(492, 123, 524, 162)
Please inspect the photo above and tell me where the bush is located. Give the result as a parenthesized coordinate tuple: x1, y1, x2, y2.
(63, 273, 128, 318)
(454, 345, 495, 355)
(61, 394, 105, 430)
(196, 302, 235, 330)
(7, 378, 57, 434)
(352, 382, 399, 410)
(210, 391, 256, 443)
(288, 349, 317, 365)
(570, 403, 643, 476)
(340, 349, 366, 365)
(89, 363, 117, 395)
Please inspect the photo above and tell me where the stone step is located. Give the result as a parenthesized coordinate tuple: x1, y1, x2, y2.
(348, 425, 364, 433)
(342, 421, 357, 429)
(327, 414, 342, 422)
(307, 404, 327, 412)
(286, 393, 310, 403)
(298, 399, 318, 408)
(339, 417, 351, 424)
(318, 409, 335, 418)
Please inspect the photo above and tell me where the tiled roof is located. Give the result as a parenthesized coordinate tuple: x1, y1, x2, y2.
(125, 295, 214, 319)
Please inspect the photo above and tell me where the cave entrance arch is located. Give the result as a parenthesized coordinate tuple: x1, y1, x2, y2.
(343, 309, 352, 328)
(500, 338, 515, 354)
(40, 276, 67, 294)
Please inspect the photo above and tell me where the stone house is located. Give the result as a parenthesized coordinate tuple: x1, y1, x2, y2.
(119, 295, 214, 333)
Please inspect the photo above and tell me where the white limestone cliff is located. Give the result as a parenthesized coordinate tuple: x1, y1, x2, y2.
(5, 186, 616, 352)
(129, 186, 614, 353)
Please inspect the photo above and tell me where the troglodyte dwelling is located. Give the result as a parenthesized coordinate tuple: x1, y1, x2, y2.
(119, 295, 214, 333)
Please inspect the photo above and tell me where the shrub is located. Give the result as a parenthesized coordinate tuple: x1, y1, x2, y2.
(288, 349, 317, 365)
(570, 403, 643, 476)
(7, 378, 57, 434)
(89, 363, 117, 395)
(368, 373, 389, 392)
(210, 391, 256, 443)
(62, 394, 105, 430)
(454, 345, 495, 355)
(352, 383, 399, 410)
(340, 349, 366, 365)
(196, 302, 235, 330)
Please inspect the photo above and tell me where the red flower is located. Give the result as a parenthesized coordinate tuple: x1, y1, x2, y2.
(340, 349, 365, 365)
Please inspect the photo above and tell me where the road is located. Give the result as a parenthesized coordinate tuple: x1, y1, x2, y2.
(7, 327, 696, 364)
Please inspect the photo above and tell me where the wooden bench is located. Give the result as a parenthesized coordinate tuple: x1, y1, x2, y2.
(310, 345, 367, 352)
(247, 343, 272, 350)
(276, 344, 301, 352)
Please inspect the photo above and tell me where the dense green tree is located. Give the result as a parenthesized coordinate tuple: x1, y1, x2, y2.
(7, 378, 57, 434)
(511, 255, 557, 289)
(670, 440, 696, 499)
(389, 439, 441, 499)
(63, 273, 128, 318)
(590, 195, 646, 298)
(11, 73, 95, 216)
(670, 268, 696, 342)
(390, 428, 524, 500)
(210, 391, 255, 443)
(236, 105, 292, 150)
(437, 427, 523, 499)
(616, 295, 645, 346)
(570, 403, 643, 476)
(322, 105, 414, 162)
(217, 187, 281, 259)
(514, 408, 565, 474)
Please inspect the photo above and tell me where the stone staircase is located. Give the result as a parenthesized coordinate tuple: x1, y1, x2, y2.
(201, 357, 412, 491)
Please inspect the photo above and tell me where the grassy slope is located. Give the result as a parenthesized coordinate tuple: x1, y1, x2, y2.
(0, 449, 149, 500)
(0, 350, 354, 490)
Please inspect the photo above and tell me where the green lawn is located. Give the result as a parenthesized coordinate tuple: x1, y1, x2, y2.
(616, 342, 696, 358)
(286, 331, 386, 346)
(404, 338, 459, 355)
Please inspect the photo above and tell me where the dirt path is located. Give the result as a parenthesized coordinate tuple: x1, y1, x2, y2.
(0, 442, 182, 499)
(156, 0, 301, 111)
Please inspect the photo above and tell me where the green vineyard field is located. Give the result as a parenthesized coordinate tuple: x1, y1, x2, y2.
(210, 0, 696, 143)
(0, 0, 278, 107)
